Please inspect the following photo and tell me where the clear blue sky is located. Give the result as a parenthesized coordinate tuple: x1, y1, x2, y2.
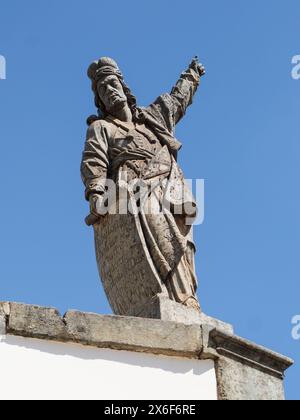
(0, 0, 299, 400)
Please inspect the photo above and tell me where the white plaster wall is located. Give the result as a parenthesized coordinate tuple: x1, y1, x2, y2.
(0, 335, 217, 400)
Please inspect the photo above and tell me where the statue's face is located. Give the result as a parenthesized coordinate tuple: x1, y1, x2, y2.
(97, 75, 127, 114)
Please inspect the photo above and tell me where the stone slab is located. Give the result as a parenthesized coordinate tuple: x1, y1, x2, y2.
(64, 310, 203, 357)
(0, 302, 203, 359)
(7, 302, 67, 341)
(130, 294, 234, 334)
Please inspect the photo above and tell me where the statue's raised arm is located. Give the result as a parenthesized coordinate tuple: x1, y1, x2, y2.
(145, 57, 206, 134)
(171, 57, 206, 124)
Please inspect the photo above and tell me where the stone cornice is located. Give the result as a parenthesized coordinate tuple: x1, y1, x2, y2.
(208, 329, 293, 380)
(0, 301, 293, 381)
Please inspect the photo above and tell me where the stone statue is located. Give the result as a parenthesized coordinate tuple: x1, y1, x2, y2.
(81, 57, 205, 318)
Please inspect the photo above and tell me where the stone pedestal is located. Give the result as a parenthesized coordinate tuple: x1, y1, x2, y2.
(0, 302, 293, 400)
(130, 293, 234, 335)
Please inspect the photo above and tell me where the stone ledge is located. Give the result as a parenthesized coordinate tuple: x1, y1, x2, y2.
(64, 310, 203, 357)
(0, 302, 203, 358)
(0, 301, 293, 381)
(1, 301, 294, 400)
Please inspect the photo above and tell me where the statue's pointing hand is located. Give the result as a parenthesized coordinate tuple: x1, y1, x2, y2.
(189, 56, 206, 77)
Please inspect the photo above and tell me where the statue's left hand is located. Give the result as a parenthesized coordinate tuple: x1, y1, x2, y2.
(189, 57, 206, 77)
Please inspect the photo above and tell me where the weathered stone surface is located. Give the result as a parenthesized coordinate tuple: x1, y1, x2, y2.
(199, 313, 233, 335)
(0, 302, 203, 358)
(0, 302, 10, 315)
(208, 329, 294, 400)
(0, 309, 6, 335)
(64, 310, 203, 358)
(0, 302, 10, 335)
(6, 302, 67, 341)
(94, 209, 166, 316)
(216, 356, 285, 400)
(0, 315, 5, 335)
(131, 294, 234, 334)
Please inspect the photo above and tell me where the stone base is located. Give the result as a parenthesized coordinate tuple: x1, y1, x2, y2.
(0, 301, 294, 400)
(130, 294, 234, 335)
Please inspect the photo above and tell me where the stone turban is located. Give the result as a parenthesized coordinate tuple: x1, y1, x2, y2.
(87, 57, 123, 84)
(86, 57, 137, 123)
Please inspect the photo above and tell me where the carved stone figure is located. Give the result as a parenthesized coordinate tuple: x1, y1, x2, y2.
(81, 57, 205, 317)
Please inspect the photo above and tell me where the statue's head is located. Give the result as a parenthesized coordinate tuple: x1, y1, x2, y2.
(87, 57, 137, 121)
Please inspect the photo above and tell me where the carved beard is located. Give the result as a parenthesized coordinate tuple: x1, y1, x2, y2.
(106, 96, 127, 114)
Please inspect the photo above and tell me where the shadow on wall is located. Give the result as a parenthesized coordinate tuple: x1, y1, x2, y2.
(4, 335, 209, 376)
